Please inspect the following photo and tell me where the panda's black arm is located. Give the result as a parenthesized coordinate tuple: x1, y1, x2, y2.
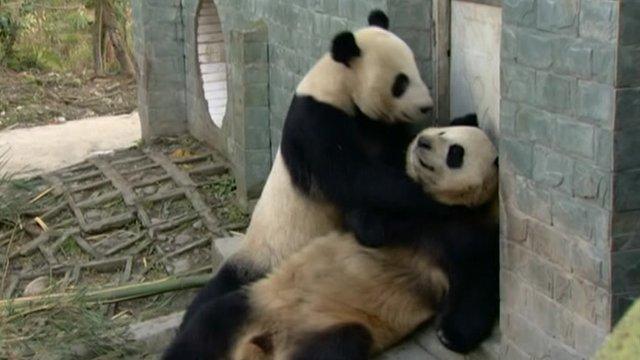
(345, 208, 427, 247)
(282, 97, 460, 215)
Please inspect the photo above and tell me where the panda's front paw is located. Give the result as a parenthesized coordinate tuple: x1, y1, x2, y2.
(345, 210, 386, 248)
(436, 325, 475, 354)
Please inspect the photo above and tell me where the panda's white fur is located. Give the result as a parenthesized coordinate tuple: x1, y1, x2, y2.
(234, 150, 341, 272)
(228, 125, 499, 359)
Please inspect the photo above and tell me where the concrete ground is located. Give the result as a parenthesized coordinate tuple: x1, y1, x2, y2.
(0, 112, 140, 178)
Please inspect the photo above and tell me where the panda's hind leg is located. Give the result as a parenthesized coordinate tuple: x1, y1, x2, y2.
(163, 290, 251, 360)
(289, 323, 373, 360)
(180, 259, 266, 331)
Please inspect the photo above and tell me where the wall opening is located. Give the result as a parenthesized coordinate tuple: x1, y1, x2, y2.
(450, 0, 501, 140)
(197, 1, 228, 128)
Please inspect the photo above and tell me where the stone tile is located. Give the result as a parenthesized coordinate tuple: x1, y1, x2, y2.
(537, 0, 579, 35)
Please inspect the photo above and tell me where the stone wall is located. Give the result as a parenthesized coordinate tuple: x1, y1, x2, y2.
(500, 0, 639, 358)
(136, 0, 434, 204)
(132, 0, 188, 138)
(612, 0, 640, 326)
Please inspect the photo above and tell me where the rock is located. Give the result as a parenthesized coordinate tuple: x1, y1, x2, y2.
(192, 220, 203, 230)
(84, 209, 101, 220)
(23, 276, 49, 296)
(129, 311, 184, 353)
(214, 235, 245, 260)
(142, 185, 157, 195)
(174, 233, 191, 245)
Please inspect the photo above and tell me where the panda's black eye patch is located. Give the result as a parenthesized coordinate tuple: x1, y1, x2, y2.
(392, 73, 409, 98)
(446, 144, 465, 169)
(438, 131, 445, 136)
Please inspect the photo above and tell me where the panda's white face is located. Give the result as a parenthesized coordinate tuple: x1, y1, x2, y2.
(406, 126, 498, 207)
(351, 28, 433, 123)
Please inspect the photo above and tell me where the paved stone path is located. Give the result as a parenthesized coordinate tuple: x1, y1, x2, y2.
(0, 112, 140, 178)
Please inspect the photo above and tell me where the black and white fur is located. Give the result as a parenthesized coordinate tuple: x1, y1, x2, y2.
(171, 10, 460, 339)
(163, 124, 499, 359)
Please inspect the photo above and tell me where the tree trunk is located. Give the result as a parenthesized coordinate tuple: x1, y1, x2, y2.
(102, 0, 134, 76)
(92, 0, 105, 76)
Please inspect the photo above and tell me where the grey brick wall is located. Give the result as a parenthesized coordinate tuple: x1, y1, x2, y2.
(501, 0, 639, 358)
(135, 0, 435, 202)
(132, 0, 188, 138)
(611, 0, 640, 324)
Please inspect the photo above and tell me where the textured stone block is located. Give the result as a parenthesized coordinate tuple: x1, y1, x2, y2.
(528, 291, 575, 347)
(505, 204, 529, 243)
(503, 0, 537, 27)
(504, 312, 556, 358)
(528, 220, 571, 270)
(553, 38, 592, 79)
(515, 106, 555, 145)
(617, 46, 640, 87)
(570, 240, 607, 286)
(532, 145, 573, 193)
(537, 0, 579, 35)
(502, 26, 518, 63)
(614, 170, 640, 211)
(500, 99, 518, 135)
(535, 72, 575, 115)
(592, 42, 616, 85)
(514, 177, 552, 224)
(615, 87, 640, 130)
(555, 119, 594, 159)
(577, 81, 614, 126)
(614, 128, 640, 171)
(612, 248, 640, 294)
(516, 30, 553, 69)
(501, 136, 534, 177)
(551, 195, 593, 240)
(573, 161, 610, 208)
(594, 128, 613, 170)
(579, 0, 618, 42)
(501, 63, 536, 104)
(620, 0, 640, 46)
(574, 318, 607, 357)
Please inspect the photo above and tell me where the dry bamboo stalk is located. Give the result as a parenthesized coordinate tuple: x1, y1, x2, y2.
(0, 274, 212, 311)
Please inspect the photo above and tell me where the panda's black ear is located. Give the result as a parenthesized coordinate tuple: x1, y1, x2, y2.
(331, 32, 361, 67)
(450, 113, 478, 127)
(368, 10, 389, 29)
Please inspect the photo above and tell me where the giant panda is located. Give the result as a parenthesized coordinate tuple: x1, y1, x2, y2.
(163, 124, 499, 359)
(177, 10, 462, 330)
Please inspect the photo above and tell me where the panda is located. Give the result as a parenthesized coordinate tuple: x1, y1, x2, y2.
(176, 9, 461, 331)
(163, 124, 499, 359)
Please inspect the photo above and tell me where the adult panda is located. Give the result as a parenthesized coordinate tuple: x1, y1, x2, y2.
(178, 10, 460, 329)
(163, 124, 499, 360)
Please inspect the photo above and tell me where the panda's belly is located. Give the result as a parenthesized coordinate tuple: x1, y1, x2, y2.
(239, 151, 341, 270)
(250, 232, 448, 351)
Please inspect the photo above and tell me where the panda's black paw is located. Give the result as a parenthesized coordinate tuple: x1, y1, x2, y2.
(436, 325, 475, 354)
(345, 210, 386, 248)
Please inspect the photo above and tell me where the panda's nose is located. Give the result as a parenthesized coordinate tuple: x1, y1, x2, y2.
(417, 137, 432, 150)
(420, 106, 431, 114)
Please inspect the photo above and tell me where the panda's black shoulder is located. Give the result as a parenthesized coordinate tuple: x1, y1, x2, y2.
(281, 95, 357, 194)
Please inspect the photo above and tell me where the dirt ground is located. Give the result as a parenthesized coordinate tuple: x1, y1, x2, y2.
(0, 69, 137, 131)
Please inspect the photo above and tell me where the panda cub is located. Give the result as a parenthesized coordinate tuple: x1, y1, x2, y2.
(177, 10, 460, 331)
(163, 124, 499, 359)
